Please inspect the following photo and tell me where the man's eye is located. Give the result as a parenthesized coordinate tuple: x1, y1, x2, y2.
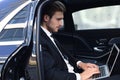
(57, 18, 62, 20)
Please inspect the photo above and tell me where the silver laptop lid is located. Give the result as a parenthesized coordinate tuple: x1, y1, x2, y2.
(106, 44, 120, 76)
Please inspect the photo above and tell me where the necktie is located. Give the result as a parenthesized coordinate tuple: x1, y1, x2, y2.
(51, 34, 68, 60)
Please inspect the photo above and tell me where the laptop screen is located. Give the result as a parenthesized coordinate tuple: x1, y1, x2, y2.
(106, 44, 120, 75)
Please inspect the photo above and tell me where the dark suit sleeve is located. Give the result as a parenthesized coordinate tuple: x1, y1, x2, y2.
(40, 29, 78, 80)
(61, 46, 80, 68)
(42, 46, 77, 80)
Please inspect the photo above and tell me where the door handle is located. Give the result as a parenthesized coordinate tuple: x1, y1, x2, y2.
(94, 47, 103, 52)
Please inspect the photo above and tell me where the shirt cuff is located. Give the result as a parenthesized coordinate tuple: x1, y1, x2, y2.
(75, 73, 81, 80)
(77, 61, 82, 68)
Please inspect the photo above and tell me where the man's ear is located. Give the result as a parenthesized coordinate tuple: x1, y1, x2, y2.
(44, 15, 50, 22)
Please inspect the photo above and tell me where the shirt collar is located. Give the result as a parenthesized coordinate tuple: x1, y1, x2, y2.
(41, 26, 52, 38)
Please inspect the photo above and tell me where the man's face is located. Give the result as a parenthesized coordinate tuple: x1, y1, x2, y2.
(45, 11, 64, 32)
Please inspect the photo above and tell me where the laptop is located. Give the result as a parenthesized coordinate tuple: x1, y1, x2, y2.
(91, 44, 120, 80)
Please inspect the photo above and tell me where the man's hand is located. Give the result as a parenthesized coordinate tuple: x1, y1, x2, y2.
(78, 62, 99, 70)
(78, 62, 100, 80)
(80, 67, 100, 80)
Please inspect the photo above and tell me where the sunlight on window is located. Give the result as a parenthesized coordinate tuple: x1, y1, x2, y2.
(0, 0, 3, 2)
(72, 5, 120, 30)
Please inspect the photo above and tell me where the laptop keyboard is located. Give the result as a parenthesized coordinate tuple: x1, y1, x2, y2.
(92, 66, 106, 79)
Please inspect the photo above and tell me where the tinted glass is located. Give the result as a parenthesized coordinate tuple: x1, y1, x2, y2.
(0, 0, 28, 21)
(8, 4, 31, 24)
(27, 20, 38, 80)
(0, 28, 24, 41)
(0, 3, 32, 41)
(72, 5, 120, 30)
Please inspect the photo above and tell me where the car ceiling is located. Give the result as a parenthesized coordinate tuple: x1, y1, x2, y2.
(62, 0, 120, 12)
(38, 0, 120, 11)
(37, 0, 120, 14)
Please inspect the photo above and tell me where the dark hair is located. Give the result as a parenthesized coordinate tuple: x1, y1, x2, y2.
(40, 1, 66, 24)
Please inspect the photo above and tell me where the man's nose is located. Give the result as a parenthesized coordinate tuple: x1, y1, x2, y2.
(59, 20, 63, 26)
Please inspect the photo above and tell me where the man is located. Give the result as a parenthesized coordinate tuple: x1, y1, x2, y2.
(40, 1, 100, 80)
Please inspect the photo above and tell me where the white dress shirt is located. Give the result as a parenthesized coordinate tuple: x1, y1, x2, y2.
(41, 26, 81, 80)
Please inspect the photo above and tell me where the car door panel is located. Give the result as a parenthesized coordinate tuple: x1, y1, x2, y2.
(55, 29, 120, 58)
(74, 29, 120, 53)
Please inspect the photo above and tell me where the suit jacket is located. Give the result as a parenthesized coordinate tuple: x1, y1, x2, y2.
(40, 27, 79, 80)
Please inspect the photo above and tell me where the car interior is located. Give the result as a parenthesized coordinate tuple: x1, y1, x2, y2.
(1, 0, 120, 80)
(1, 42, 33, 80)
(36, 0, 120, 79)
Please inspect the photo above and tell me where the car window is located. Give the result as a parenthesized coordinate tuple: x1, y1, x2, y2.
(26, 18, 38, 80)
(8, 4, 31, 24)
(0, 4, 31, 42)
(0, 0, 28, 22)
(0, 28, 24, 41)
(72, 5, 120, 30)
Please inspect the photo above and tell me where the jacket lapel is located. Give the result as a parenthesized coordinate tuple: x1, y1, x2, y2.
(40, 28, 67, 68)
